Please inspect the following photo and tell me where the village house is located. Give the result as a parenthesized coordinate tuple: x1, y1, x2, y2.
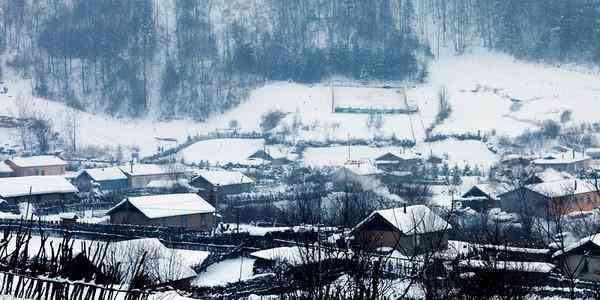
(106, 193, 216, 231)
(241, 149, 294, 168)
(5, 155, 67, 177)
(76, 167, 129, 192)
(351, 204, 452, 254)
(119, 164, 186, 189)
(0, 175, 79, 206)
(552, 233, 600, 282)
(461, 183, 506, 212)
(531, 153, 591, 173)
(373, 152, 421, 172)
(190, 170, 254, 205)
(499, 179, 600, 217)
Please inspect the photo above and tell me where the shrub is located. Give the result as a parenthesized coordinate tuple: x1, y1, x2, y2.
(260, 110, 287, 133)
(542, 119, 561, 138)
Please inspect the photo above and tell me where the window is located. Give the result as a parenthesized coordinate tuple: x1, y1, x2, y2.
(181, 215, 188, 226)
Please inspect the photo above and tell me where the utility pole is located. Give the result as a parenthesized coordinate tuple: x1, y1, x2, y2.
(330, 79, 335, 113)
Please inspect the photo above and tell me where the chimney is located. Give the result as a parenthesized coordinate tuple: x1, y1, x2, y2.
(403, 203, 407, 214)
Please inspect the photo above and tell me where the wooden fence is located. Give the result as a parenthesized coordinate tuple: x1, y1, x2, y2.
(0, 271, 148, 300)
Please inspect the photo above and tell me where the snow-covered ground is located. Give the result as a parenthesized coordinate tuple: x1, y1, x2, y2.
(1, 48, 598, 165)
(192, 257, 256, 287)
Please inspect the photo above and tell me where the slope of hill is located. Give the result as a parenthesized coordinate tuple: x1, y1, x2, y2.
(1, 48, 597, 164)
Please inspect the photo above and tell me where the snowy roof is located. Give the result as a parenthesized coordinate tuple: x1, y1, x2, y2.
(105, 238, 196, 283)
(119, 164, 182, 176)
(250, 246, 346, 266)
(586, 148, 600, 155)
(528, 168, 574, 183)
(462, 183, 507, 200)
(80, 167, 127, 181)
(59, 212, 78, 220)
(458, 260, 555, 273)
(552, 233, 600, 258)
(0, 176, 78, 198)
(4, 235, 195, 284)
(194, 170, 254, 186)
(63, 171, 78, 179)
(533, 155, 590, 165)
(341, 161, 383, 176)
(248, 149, 273, 161)
(7, 155, 67, 167)
(107, 193, 215, 219)
(238, 158, 270, 166)
(500, 154, 527, 162)
(525, 179, 593, 198)
(352, 205, 451, 235)
(374, 151, 420, 162)
(145, 179, 178, 189)
(0, 162, 14, 173)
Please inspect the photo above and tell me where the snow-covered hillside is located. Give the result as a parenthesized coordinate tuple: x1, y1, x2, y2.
(1, 48, 598, 164)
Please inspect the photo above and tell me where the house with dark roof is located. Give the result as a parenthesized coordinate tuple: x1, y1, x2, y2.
(76, 167, 128, 192)
(461, 183, 506, 211)
(374, 152, 421, 172)
(248, 149, 274, 161)
(5, 155, 67, 177)
(351, 205, 451, 254)
(106, 193, 216, 231)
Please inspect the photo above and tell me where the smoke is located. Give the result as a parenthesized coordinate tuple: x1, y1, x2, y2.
(336, 169, 405, 203)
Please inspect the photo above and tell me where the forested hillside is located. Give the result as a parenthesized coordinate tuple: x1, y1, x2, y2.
(1, 0, 599, 120)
